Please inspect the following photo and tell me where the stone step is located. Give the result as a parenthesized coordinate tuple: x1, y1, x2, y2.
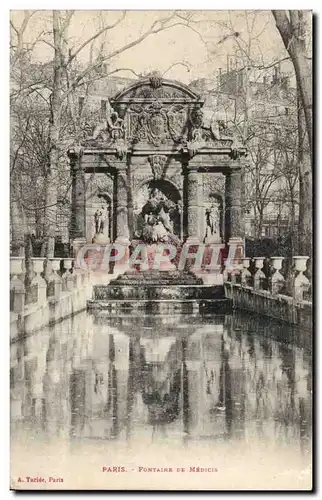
(109, 270, 204, 286)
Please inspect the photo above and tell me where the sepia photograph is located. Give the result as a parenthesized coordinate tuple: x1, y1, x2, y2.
(9, 8, 313, 491)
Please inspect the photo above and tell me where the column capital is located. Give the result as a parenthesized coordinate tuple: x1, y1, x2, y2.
(113, 161, 128, 171)
(68, 147, 84, 175)
(226, 164, 242, 174)
(67, 145, 84, 160)
(186, 164, 200, 173)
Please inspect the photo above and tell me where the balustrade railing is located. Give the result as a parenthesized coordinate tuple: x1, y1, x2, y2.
(224, 255, 312, 303)
(10, 257, 90, 314)
(10, 254, 312, 315)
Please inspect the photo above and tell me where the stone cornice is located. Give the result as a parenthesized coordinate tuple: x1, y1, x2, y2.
(80, 145, 247, 157)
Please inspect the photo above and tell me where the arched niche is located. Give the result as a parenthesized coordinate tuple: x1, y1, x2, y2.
(84, 172, 114, 243)
(201, 192, 224, 244)
(86, 191, 112, 243)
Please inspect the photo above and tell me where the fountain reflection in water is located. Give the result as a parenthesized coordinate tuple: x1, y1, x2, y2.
(10, 310, 312, 459)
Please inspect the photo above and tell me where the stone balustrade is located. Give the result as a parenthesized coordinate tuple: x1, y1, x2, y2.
(224, 255, 311, 301)
(224, 255, 312, 327)
(10, 257, 92, 338)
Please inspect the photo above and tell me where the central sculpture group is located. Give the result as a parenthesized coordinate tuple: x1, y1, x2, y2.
(140, 188, 180, 245)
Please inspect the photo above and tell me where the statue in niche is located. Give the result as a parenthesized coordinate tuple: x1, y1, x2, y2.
(205, 201, 221, 242)
(94, 208, 103, 235)
(93, 201, 109, 242)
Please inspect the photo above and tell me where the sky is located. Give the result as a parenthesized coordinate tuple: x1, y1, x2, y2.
(9, 10, 301, 84)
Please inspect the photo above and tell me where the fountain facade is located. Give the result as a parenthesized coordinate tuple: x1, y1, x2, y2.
(69, 74, 246, 253)
(68, 75, 247, 308)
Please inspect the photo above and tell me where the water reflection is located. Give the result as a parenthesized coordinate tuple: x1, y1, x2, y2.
(10, 311, 312, 456)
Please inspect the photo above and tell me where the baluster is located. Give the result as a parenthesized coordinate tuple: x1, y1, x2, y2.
(10, 257, 25, 313)
(48, 258, 62, 298)
(269, 257, 285, 295)
(72, 260, 79, 287)
(223, 259, 233, 283)
(253, 257, 265, 291)
(31, 258, 47, 305)
(231, 263, 242, 284)
(241, 258, 251, 286)
(82, 268, 89, 287)
(74, 256, 89, 287)
(293, 256, 310, 301)
(63, 258, 74, 291)
(73, 260, 83, 288)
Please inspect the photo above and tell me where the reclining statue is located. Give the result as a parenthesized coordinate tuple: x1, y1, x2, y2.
(92, 98, 125, 142)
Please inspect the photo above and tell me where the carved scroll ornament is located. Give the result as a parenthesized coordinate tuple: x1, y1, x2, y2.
(148, 155, 168, 180)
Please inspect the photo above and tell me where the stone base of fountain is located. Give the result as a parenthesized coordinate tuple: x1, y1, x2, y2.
(88, 269, 231, 315)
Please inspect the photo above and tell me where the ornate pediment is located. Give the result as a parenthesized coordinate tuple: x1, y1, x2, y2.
(79, 75, 246, 159)
(109, 74, 202, 147)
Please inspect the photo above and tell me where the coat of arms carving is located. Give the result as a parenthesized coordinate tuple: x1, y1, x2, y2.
(134, 101, 168, 147)
(128, 102, 189, 147)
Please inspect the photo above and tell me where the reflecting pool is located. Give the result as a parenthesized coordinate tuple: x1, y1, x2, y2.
(10, 310, 312, 490)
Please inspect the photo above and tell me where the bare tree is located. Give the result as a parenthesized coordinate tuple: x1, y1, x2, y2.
(10, 10, 198, 257)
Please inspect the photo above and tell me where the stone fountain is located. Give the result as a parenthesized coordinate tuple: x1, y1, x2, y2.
(88, 187, 230, 315)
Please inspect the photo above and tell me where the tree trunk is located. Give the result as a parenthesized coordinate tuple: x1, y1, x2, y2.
(43, 11, 64, 258)
(298, 91, 312, 256)
(272, 10, 312, 163)
(289, 191, 297, 255)
(10, 170, 29, 257)
(256, 208, 264, 240)
(10, 195, 26, 257)
(272, 11, 312, 257)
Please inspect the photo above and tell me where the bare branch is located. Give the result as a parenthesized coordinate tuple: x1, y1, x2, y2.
(62, 14, 184, 100)
(162, 61, 191, 76)
(66, 11, 126, 66)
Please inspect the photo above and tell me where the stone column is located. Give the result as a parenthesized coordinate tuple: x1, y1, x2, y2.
(225, 166, 244, 262)
(69, 147, 86, 257)
(186, 165, 200, 244)
(114, 165, 130, 274)
(115, 165, 130, 244)
(225, 167, 243, 240)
